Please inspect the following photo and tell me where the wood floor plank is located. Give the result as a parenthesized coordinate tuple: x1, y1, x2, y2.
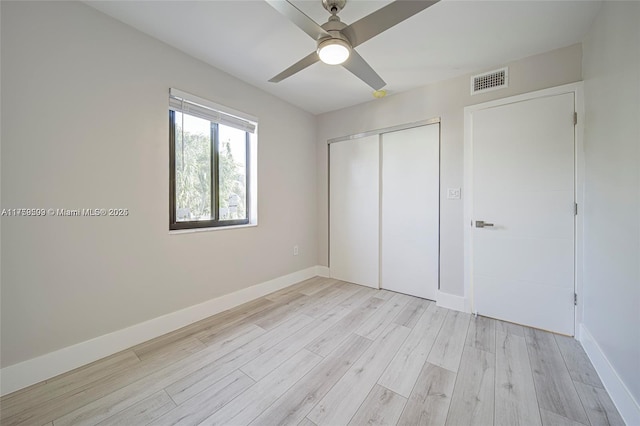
(292, 282, 353, 318)
(132, 296, 274, 359)
(300, 283, 361, 318)
(378, 303, 447, 397)
(393, 297, 431, 328)
(0, 350, 140, 421)
(0, 379, 48, 401)
(307, 323, 411, 426)
(524, 327, 590, 425)
(286, 277, 326, 295)
(427, 310, 471, 372)
(189, 299, 282, 343)
(165, 315, 314, 405)
(149, 370, 254, 426)
(250, 334, 372, 426)
(3, 335, 217, 426)
(355, 293, 411, 340)
(445, 346, 495, 426)
(396, 362, 456, 426)
(555, 334, 604, 388)
(348, 385, 407, 426)
(540, 409, 589, 426)
(191, 292, 309, 343)
(253, 287, 351, 331)
(195, 320, 265, 349)
(240, 306, 350, 381)
(3, 278, 620, 426)
(45, 361, 195, 426)
(295, 283, 341, 307)
(218, 292, 277, 315)
(574, 381, 625, 426)
(338, 286, 377, 309)
(495, 331, 542, 426)
(198, 349, 322, 425)
(305, 296, 385, 357)
(495, 319, 525, 337)
(298, 277, 337, 295)
(95, 390, 175, 426)
(375, 289, 397, 300)
(52, 315, 310, 426)
(135, 336, 206, 364)
(466, 315, 496, 354)
(246, 293, 312, 330)
(264, 283, 305, 302)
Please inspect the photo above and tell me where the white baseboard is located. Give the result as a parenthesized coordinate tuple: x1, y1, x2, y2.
(436, 290, 470, 313)
(316, 265, 330, 277)
(579, 323, 640, 426)
(0, 265, 323, 396)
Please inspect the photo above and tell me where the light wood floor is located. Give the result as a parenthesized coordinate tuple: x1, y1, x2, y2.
(0, 277, 625, 426)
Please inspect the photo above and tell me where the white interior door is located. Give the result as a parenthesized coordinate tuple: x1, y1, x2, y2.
(329, 135, 379, 288)
(381, 124, 440, 300)
(472, 93, 575, 335)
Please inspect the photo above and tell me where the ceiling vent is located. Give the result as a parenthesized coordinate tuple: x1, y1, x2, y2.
(471, 67, 508, 95)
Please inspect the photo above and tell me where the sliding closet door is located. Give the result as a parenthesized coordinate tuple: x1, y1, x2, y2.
(329, 135, 379, 288)
(381, 124, 439, 300)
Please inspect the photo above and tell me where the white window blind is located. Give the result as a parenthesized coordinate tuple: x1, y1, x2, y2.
(169, 88, 257, 134)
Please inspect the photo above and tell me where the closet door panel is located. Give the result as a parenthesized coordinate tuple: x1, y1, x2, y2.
(381, 124, 439, 300)
(329, 135, 379, 288)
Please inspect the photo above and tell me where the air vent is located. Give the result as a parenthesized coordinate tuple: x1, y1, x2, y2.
(471, 67, 508, 95)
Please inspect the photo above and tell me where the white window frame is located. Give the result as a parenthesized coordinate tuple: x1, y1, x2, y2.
(169, 89, 258, 232)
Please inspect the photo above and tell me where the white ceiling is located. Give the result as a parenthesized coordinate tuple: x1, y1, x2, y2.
(86, 0, 602, 115)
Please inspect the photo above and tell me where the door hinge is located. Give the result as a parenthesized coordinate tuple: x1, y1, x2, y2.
(574, 293, 578, 306)
(574, 112, 578, 125)
(574, 202, 578, 216)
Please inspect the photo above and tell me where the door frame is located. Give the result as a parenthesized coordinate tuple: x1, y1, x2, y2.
(463, 82, 585, 335)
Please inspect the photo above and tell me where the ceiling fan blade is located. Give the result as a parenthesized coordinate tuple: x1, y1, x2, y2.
(342, 0, 439, 48)
(342, 50, 386, 90)
(269, 51, 320, 83)
(265, 0, 330, 41)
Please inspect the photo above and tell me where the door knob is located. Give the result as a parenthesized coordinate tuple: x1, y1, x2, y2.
(475, 220, 494, 228)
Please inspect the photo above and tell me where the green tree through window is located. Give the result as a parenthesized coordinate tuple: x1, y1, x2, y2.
(219, 138, 247, 220)
(170, 110, 250, 230)
(175, 117, 211, 220)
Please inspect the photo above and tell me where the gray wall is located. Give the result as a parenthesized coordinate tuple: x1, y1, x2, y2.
(0, 1, 318, 367)
(316, 44, 583, 297)
(582, 1, 640, 404)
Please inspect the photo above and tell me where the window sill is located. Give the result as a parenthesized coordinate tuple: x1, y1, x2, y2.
(169, 222, 257, 235)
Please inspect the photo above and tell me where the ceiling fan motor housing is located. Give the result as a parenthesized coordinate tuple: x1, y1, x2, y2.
(319, 15, 350, 47)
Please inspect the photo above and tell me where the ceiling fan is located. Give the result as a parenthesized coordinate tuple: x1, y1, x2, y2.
(266, 0, 439, 91)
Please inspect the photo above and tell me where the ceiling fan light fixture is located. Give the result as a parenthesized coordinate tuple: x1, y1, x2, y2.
(317, 38, 350, 65)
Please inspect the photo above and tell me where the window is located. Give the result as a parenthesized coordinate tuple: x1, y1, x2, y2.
(169, 89, 257, 230)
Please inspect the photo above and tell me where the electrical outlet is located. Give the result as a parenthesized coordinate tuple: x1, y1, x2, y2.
(447, 188, 461, 199)
(293, 245, 299, 256)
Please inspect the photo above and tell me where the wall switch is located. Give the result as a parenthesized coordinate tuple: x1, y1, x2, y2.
(447, 188, 461, 199)
(293, 245, 299, 256)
